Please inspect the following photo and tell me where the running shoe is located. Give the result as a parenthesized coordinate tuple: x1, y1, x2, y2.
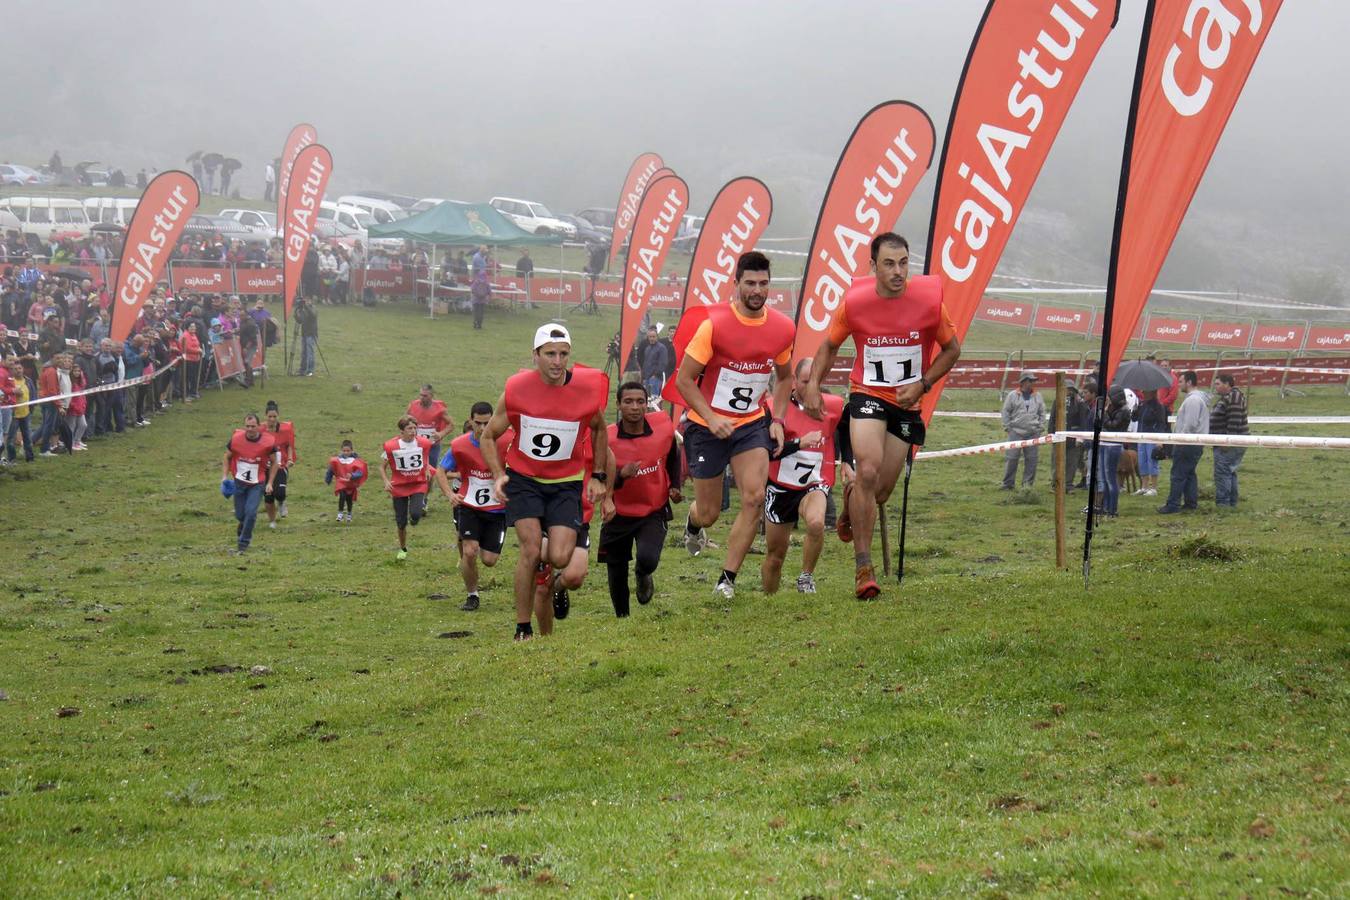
(836, 482, 854, 542)
(796, 573, 817, 594)
(268, 521, 277, 529)
(461, 594, 480, 612)
(551, 572, 570, 620)
(336, 512, 344, 522)
(636, 572, 655, 605)
(855, 565, 880, 600)
(396, 548, 408, 561)
(683, 519, 707, 557)
(713, 579, 734, 600)
(279, 501, 288, 518)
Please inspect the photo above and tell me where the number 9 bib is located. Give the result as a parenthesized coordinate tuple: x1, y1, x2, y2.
(519, 415, 580, 461)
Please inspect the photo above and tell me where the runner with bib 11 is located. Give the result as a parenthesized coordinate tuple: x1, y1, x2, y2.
(799, 232, 960, 599)
(673, 250, 794, 601)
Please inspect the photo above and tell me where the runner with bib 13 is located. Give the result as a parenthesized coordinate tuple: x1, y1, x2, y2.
(479, 324, 609, 641)
(673, 250, 794, 600)
(382, 416, 435, 562)
(799, 232, 960, 599)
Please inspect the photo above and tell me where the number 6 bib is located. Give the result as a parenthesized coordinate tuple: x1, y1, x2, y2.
(519, 415, 580, 460)
(710, 368, 771, 414)
(862, 343, 923, 387)
(465, 474, 497, 508)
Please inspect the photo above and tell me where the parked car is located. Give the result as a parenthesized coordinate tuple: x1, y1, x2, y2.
(410, 197, 449, 214)
(182, 214, 269, 248)
(557, 214, 607, 247)
(574, 207, 615, 242)
(0, 197, 91, 242)
(672, 214, 704, 254)
(350, 190, 418, 210)
(0, 163, 53, 185)
(489, 196, 577, 239)
(337, 195, 409, 226)
(314, 218, 362, 249)
(219, 208, 281, 238)
(318, 201, 401, 250)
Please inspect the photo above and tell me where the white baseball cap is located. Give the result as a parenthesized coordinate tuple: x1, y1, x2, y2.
(533, 323, 572, 350)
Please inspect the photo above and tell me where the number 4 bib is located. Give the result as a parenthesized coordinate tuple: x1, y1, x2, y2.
(234, 460, 259, 483)
(862, 343, 923, 387)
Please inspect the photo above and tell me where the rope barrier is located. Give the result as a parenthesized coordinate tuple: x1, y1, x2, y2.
(0, 357, 184, 411)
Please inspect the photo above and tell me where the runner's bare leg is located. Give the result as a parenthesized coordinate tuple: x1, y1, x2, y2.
(688, 472, 725, 530)
(724, 447, 769, 575)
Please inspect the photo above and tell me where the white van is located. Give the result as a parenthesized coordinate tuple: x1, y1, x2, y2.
(318, 201, 401, 250)
(337, 195, 409, 226)
(0, 197, 92, 241)
(84, 197, 140, 228)
(489, 196, 576, 239)
(219, 208, 281, 238)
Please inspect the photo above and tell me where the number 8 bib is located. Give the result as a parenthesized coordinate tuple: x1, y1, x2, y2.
(862, 343, 923, 387)
(711, 368, 771, 414)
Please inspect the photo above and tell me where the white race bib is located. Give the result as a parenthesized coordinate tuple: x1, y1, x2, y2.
(464, 474, 498, 508)
(711, 367, 771, 414)
(392, 446, 424, 473)
(519, 415, 579, 461)
(234, 460, 259, 483)
(415, 425, 438, 438)
(861, 343, 923, 387)
(778, 449, 823, 487)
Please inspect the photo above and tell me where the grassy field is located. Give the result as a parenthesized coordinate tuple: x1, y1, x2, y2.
(1, 299, 1346, 897)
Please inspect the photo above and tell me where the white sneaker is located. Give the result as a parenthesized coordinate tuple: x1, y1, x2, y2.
(279, 501, 288, 518)
(683, 519, 707, 557)
(336, 512, 345, 522)
(268, 521, 277, 529)
(1145, 488, 1157, 496)
(796, 573, 817, 594)
(713, 580, 734, 600)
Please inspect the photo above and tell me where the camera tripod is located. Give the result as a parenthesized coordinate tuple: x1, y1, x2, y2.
(287, 317, 331, 377)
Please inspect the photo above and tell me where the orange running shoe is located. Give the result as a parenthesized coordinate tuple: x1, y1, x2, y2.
(836, 482, 854, 543)
(855, 564, 880, 600)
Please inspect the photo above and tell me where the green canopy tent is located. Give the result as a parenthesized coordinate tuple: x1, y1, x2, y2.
(367, 200, 556, 246)
(367, 201, 559, 316)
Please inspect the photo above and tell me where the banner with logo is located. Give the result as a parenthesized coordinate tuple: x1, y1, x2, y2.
(682, 177, 773, 309)
(1101, 0, 1282, 379)
(789, 101, 935, 369)
(608, 152, 664, 267)
(282, 143, 334, 318)
(1195, 318, 1252, 349)
(1251, 323, 1304, 350)
(110, 171, 200, 343)
(1033, 304, 1093, 335)
(234, 268, 283, 295)
(276, 123, 317, 232)
(921, 0, 1118, 422)
(618, 174, 689, 372)
(212, 336, 246, 381)
(975, 297, 1034, 328)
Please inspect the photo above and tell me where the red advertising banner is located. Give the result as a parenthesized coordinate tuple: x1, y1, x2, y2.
(110, 171, 200, 343)
(234, 268, 283, 294)
(276, 123, 317, 233)
(212, 336, 246, 381)
(1305, 325, 1350, 351)
(975, 297, 1033, 327)
(791, 101, 936, 369)
(682, 177, 772, 310)
(282, 143, 334, 317)
(923, 0, 1119, 421)
(1195, 318, 1252, 349)
(608, 152, 664, 267)
(619, 174, 689, 371)
(1033, 304, 1092, 335)
(1103, 0, 1283, 378)
(1250, 322, 1305, 350)
(1142, 315, 1195, 344)
(534, 277, 582, 305)
(170, 266, 232, 293)
(1091, 311, 1144, 338)
(351, 269, 412, 295)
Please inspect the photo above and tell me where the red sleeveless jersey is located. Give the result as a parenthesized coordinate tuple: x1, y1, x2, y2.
(694, 304, 795, 421)
(839, 275, 944, 404)
(227, 430, 276, 485)
(329, 454, 367, 499)
(769, 393, 844, 489)
(406, 399, 450, 441)
(266, 421, 298, 465)
(449, 429, 513, 511)
(383, 436, 433, 497)
(608, 413, 675, 518)
(503, 364, 608, 481)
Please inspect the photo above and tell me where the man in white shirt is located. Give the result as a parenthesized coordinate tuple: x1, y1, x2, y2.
(1158, 370, 1208, 514)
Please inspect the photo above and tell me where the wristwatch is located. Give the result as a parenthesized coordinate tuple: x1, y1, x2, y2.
(920, 377, 933, 393)
(591, 471, 607, 483)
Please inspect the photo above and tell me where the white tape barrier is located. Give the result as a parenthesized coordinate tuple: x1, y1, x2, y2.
(1189, 364, 1350, 376)
(0, 357, 183, 412)
(914, 430, 1350, 462)
(931, 411, 1350, 425)
(4, 328, 79, 348)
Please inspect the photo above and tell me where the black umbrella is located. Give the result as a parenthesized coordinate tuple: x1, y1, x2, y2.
(186, 151, 203, 163)
(222, 158, 242, 173)
(1111, 359, 1173, 391)
(202, 152, 224, 170)
(53, 268, 95, 281)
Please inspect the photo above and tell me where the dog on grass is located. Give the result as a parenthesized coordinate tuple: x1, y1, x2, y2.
(1118, 448, 1140, 495)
